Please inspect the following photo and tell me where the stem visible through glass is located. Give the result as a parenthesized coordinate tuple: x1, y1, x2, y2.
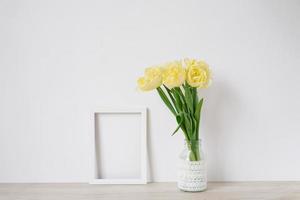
(187, 140, 201, 161)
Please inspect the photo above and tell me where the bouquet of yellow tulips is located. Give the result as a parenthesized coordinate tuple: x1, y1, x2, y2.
(137, 58, 212, 161)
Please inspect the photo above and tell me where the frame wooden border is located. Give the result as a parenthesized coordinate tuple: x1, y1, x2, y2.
(90, 107, 147, 184)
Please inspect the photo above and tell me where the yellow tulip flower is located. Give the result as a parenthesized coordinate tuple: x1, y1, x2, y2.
(185, 58, 212, 88)
(137, 67, 162, 91)
(162, 61, 186, 89)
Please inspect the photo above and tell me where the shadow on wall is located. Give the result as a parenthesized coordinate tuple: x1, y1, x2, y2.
(145, 81, 243, 182)
(201, 80, 242, 181)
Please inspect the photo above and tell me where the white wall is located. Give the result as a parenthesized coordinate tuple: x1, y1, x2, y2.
(1, 0, 300, 182)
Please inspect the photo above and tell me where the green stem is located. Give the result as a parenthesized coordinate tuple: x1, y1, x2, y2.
(188, 140, 201, 161)
(156, 87, 176, 116)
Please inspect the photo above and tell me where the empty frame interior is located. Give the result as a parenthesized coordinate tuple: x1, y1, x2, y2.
(91, 108, 147, 184)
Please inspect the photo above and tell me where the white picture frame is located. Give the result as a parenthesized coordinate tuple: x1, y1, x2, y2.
(90, 107, 147, 184)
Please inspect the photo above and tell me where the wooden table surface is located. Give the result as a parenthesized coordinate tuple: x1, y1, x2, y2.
(0, 182, 300, 200)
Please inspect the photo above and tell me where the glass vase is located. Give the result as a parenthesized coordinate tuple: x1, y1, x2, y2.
(178, 140, 207, 192)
